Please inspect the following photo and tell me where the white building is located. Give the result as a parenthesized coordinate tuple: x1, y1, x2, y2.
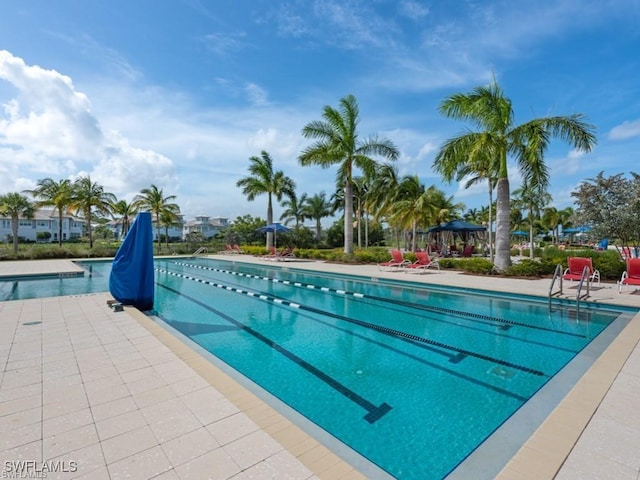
(0, 209, 85, 243)
(182, 216, 228, 240)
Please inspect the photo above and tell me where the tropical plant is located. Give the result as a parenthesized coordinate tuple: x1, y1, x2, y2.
(512, 181, 552, 258)
(280, 192, 307, 228)
(133, 184, 180, 247)
(299, 94, 399, 254)
(433, 81, 596, 270)
(70, 175, 116, 248)
(26, 178, 74, 247)
(109, 199, 138, 239)
(159, 208, 181, 248)
(236, 151, 296, 248)
(303, 192, 333, 242)
(0, 193, 35, 253)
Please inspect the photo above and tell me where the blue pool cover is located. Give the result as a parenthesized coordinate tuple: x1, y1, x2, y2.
(109, 211, 154, 310)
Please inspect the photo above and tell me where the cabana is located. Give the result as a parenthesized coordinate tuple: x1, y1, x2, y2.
(427, 220, 486, 256)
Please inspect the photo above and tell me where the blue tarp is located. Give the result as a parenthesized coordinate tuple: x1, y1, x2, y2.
(109, 211, 154, 311)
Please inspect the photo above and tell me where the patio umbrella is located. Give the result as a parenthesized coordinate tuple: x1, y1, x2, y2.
(257, 222, 291, 247)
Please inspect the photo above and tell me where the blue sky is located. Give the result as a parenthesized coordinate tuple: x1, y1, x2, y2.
(1, 0, 639, 224)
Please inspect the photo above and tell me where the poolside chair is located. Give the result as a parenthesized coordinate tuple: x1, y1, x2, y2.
(274, 247, 296, 261)
(595, 238, 609, 251)
(223, 244, 234, 254)
(233, 244, 244, 254)
(618, 258, 640, 293)
(405, 251, 439, 273)
(460, 245, 475, 258)
(262, 246, 278, 259)
(378, 249, 410, 271)
(563, 257, 600, 286)
(621, 246, 633, 260)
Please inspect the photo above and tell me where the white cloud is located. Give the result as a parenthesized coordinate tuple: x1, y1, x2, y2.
(0, 50, 178, 203)
(245, 82, 269, 106)
(399, 1, 429, 20)
(609, 119, 640, 140)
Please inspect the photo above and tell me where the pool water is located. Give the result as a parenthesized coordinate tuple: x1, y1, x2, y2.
(0, 258, 629, 479)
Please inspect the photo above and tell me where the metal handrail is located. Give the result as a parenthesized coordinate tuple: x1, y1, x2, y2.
(548, 263, 564, 307)
(191, 247, 208, 257)
(576, 265, 591, 300)
(575, 265, 591, 312)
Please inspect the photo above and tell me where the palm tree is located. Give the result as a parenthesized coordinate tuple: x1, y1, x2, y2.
(388, 176, 432, 252)
(0, 193, 35, 253)
(299, 94, 399, 254)
(512, 181, 552, 258)
(133, 185, 180, 247)
(303, 192, 332, 242)
(159, 208, 181, 249)
(109, 199, 138, 239)
(70, 175, 116, 248)
(26, 178, 74, 247)
(541, 206, 561, 244)
(433, 81, 596, 270)
(280, 192, 307, 227)
(236, 151, 296, 249)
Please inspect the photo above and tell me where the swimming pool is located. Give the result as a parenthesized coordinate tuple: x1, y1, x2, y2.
(0, 258, 633, 479)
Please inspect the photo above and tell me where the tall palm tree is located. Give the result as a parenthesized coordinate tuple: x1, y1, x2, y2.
(303, 192, 332, 242)
(388, 175, 432, 252)
(236, 151, 296, 249)
(368, 163, 403, 248)
(159, 208, 181, 249)
(26, 178, 74, 247)
(133, 185, 180, 247)
(433, 81, 596, 270)
(512, 181, 552, 258)
(109, 199, 138, 239)
(299, 94, 399, 254)
(70, 175, 116, 248)
(541, 206, 561, 244)
(0, 193, 35, 253)
(280, 192, 307, 227)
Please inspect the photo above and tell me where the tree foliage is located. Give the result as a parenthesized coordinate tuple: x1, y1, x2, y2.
(571, 172, 640, 250)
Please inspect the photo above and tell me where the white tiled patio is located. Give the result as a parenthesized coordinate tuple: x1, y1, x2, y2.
(0, 257, 639, 479)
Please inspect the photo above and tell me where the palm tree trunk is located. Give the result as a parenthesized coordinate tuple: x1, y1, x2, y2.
(87, 210, 93, 249)
(266, 194, 274, 249)
(344, 181, 354, 254)
(494, 178, 512, 271)
(412, 220, 417, 252)
(316, 218, 321, 242)
(488, 181, 494, 261)
(529, 216, 535, 259)
(58, 210, 63, 247)
(11, 216, 19, 253)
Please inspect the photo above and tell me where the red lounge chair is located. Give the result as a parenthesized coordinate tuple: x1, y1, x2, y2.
(405, 251, 439, 273)
(461, 245, 475, 257)
(563, 257, 600, 286)
(619, 258, 640, 293)
(233, 244, 244, 254)
(262, 246, 277, 258)
(378, 249, 410, 271)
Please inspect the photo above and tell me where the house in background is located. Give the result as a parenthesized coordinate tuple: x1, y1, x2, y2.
(182, 215, 228, 240)
(0, 208, 85, 243)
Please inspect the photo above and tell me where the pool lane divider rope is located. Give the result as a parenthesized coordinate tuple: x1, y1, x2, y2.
(172, 261, 585, 339)
(157, 266, 547, 377)
(156, 282, 392, 424)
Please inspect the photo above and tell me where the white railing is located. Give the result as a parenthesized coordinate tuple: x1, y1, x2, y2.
(191, 247, 208, 257)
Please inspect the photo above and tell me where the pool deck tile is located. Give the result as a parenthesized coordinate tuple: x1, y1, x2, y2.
(1, 256, 640, 479)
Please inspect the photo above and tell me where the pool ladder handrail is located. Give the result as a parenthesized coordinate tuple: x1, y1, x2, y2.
(191, 247, 208, 257)
(548, 263, 564, 307)
(575, 264, 591, 310)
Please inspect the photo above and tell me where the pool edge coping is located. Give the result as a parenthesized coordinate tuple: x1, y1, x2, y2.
(495, 309, 640, 479)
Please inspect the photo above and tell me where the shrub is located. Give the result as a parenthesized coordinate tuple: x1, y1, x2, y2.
(504, 259, 548, 277)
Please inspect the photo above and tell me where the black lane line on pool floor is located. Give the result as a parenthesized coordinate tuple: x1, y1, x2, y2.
(157, 282, 392, 424)
(157, 267, 547, 377)
(172, 263, 582, 356)
(173, 261, 586, 339)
